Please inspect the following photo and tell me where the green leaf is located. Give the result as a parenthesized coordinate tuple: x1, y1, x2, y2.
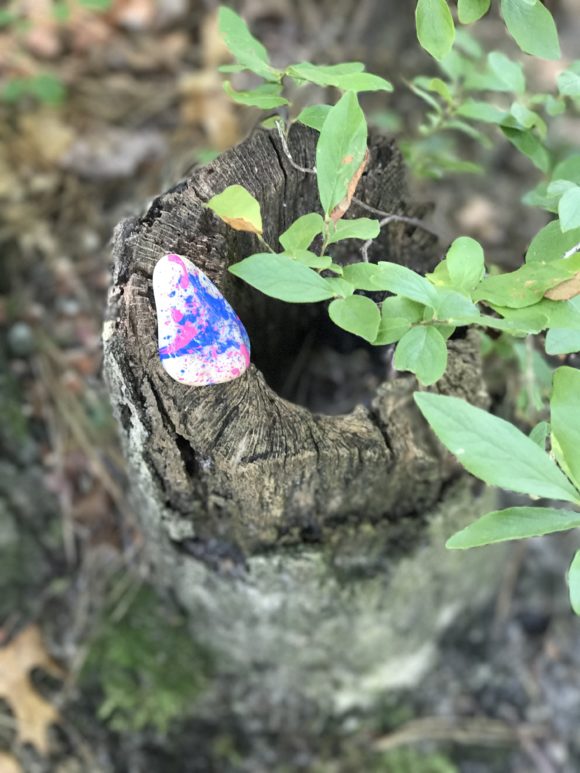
(218, 7, 279, 81)
(526, 221, 580, 263)
(446, 236, 485, 292)
(456, 99, 506, 124)
(375, 297, 425, 344)
(554, 155, 580, 185)
(415, 0, 455, 61)
(413, 392, 580, 503)
(414, 76, 453, 103)
(558, 61, 580, 97)
(223, 81, 288, 109)
(295, 105, 331, 131)
(79, 0, 112, 9)
(30, 73, 67, 104)
(458, 0, 491, 24)
(500, 0, 561, 60)
(316, 92, 368, 216)
(279, 213, 324, 252)
(447, 506, 580, 549)
(559, 186, 580, 232)
(286, 62, 364, 86)
(501, 126, 550, 173)
(522, 182, 559, 212)
(329, 73, 393, 93)
(473, 260, 578, 308)
(327, 218, 380, 245)
(551, 367, 580, 490)
(382, 296, 425, 323)
(395, 327, 448, 385)
(282, 250, 331, 269)
(484, 305, 549, 334)
(329, 295, 380, 342)
(568, 551, 580, 615)
(229, 253, 335, 302)
(488, 51, 526, 94)
(537, 297, 580, 329)
(510, 102, 546, 136)
(546, 328, 580, 355)
(206, 185, 262, 234)
(529, 421, 549, 448)
(431, 288, 479, 319)
(373, 262, 438, 306)
(548, 179, 578, 198)
(374, 317, 411, 345)
(342, 263, 382, 291)
(325, 277, 355, 298)
(287, 62, 392, 93)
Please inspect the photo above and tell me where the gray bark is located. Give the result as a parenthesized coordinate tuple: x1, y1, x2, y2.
(103, 124, 505, 765)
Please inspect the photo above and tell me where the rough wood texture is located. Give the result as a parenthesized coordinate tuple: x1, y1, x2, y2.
(103, 125, 506, 762)
(104, 124, 488, 553)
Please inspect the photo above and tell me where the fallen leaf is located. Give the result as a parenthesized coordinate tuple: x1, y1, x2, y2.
(0, 625, 64, 755)
(330, 148, 369, 223)
(545, 273, 580, 301)
(0, 752, 22, 773)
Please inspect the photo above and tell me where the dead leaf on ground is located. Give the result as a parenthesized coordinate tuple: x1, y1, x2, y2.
(0, 752, 22, 773)
(544, 272, 580, 301)
(0, 625, 64, 755)
(330, 148, 369, 223)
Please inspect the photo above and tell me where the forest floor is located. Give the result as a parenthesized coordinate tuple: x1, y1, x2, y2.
(1, 1, 580, 771)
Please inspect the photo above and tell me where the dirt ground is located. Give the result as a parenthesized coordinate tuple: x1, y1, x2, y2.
(2, 1, 580, 771)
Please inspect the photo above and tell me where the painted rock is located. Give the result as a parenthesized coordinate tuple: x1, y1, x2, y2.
(153, 253, 250, 386)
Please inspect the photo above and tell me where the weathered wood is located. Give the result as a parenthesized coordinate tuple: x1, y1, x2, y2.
(104, 124, 488, 553)
(103, 125, 504, 760)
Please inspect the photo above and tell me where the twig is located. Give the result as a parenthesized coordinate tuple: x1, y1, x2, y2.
(273, 122, 438, 250)
(374, 716, 547, 753)
(563, 240, 580, 260)
(275, 120, 317, 175)
(353, 195, 439, 237)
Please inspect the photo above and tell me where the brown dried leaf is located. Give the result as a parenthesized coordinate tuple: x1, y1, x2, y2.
(544, 273, 580, 301)
(330, 148, 369, 223)
(0, 752, 22, 773)
(0, 625, 64, 755)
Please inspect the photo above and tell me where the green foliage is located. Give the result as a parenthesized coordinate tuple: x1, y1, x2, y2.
(415, 0, 455, 61)
(329, 295, 380, 342)
(82, 585, 211, 733)
(395, 326, 448, 386)
(211, 4, 580, 614)
(458, 0, 491, 25)
(568, 551, 580, 615)
(229, 253, 335, 302)
(447, 506, 580, 548)
(500, 0, 560, 60)
(2, 73, 66, 105)
(414, 391, 580, 503)
(316, 92, 368, 216)
(206, 185, 263, 235)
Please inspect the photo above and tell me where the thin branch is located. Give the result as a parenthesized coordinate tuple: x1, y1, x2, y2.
(275, 120, 316, 175)
(273, 122, 438, 250)
(353, 195, 440, 238)
(563, 240, 580, 260)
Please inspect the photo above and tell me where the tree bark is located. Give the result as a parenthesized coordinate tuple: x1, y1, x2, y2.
(103, 124, 505, 764)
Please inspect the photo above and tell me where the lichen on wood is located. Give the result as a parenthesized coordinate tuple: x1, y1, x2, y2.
(104, 124, 488, 553)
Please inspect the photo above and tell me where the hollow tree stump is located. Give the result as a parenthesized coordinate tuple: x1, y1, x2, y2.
(103, 124, 504, 761)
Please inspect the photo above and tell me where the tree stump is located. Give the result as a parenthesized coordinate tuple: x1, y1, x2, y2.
(103, 124, 505, 761)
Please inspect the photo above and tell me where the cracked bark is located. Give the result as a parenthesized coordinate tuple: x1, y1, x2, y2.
(103, 124, 505, 759)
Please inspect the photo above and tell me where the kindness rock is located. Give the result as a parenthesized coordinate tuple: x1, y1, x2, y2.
(153, 253, 251, 386)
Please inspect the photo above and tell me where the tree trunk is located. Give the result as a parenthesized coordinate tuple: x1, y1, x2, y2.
(103, 124, 505, 765)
